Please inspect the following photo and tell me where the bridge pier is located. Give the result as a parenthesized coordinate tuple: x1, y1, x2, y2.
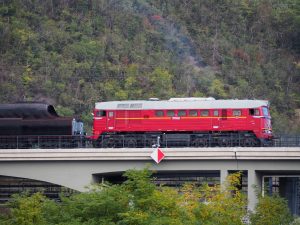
(220, 169, 228, 187)
(248, 170, 262, 211)
(220, 169, 262, 212)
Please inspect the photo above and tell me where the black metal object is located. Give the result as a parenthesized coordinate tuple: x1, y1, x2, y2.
(0, 103, 75, 136)
(93, 132, 264, 148)
(0, 135, 86, 149)
(0, 118, 74, 136)
(92, 133, 300, 148)
(0, 103, 58, 119)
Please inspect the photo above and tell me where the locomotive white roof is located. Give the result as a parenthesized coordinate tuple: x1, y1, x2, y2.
(95, 98, 269, 110)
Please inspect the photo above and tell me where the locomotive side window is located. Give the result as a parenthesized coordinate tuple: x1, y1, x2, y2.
(178, 110, 187, 117)
(155, 110, 164, 117)
(108, 111, 114, 117)
(189, 110, 198, 117)
(233, 110, 242, 116)
(200, 110, 209, 117)
(96, 110, 106, 117)
(213, 110, 219, 116)
(167, 110, 175, 117)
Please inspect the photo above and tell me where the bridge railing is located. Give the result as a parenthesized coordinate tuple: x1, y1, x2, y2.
(0, 135, 86, 149)
(93, 134, 300, 148)
(0, 134, 299, 149)
(273, 135, 300, 147)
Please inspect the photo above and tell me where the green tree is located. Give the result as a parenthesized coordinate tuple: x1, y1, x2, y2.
(119, 168, 192, 225)
(250, 194, 293, 225)
(147, 67, 174, 99)
(2, 192, 47, 225)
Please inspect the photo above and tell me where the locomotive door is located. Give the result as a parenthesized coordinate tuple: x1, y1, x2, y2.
(107, 111, 115, 130)
(212, 109, 221, 129)
(219, 109, 227, 129)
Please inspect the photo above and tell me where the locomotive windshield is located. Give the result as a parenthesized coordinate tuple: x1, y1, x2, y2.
(262, 107, 269, 117)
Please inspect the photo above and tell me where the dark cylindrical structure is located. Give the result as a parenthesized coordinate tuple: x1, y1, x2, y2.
(0, 103, 72, 136)
(0, 103, 58, 119)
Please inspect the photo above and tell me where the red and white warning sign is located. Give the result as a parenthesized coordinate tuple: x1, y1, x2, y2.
(150, 148, 165, 164)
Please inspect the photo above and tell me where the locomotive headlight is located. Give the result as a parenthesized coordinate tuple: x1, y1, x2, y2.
(262, 129, 272, 134)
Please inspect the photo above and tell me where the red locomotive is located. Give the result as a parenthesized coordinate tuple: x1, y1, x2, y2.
(91, 98, 273, 147)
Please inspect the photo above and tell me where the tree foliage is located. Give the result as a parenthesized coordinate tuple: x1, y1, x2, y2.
(0, 168, 296, 225)
(0, 192, 47, 225)
(250, 194, 293, 225)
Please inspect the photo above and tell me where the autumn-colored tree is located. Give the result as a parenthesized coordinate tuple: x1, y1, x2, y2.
(194, 172, 247, 225)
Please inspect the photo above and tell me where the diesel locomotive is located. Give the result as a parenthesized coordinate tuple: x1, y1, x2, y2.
(91, 98, 273, 147)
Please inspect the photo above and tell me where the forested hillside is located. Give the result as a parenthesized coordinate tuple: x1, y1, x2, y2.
(0, 0, 299, 133)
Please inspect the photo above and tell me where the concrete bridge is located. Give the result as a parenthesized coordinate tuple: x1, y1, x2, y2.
(0, 147, 300, 212)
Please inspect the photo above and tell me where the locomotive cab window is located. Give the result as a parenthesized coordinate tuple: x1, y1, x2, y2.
(233, 110, 242, 116)
(249, 108, 260, 116)
(167, 110, 175, 117)
(178, 110, 187, 117)
(155, 110, 164, 117)
(200, 110, 209, 117)
(96, 110, 106, 117)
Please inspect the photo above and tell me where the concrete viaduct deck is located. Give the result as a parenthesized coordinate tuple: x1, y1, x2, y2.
(1, 147, 300, 211)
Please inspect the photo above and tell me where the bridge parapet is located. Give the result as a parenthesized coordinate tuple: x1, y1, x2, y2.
(0, 147, 300, 161)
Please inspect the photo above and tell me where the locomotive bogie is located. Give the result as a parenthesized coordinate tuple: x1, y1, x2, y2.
(92, 131, 262, 148)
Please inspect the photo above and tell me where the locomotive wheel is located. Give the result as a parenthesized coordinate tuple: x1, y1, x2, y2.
(92, 140, 101, 148)
(218, 138, 231, 147)
(126, 138, 137, 148)
(191, 138, 208, 147)
(242, 138, 257, 147)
